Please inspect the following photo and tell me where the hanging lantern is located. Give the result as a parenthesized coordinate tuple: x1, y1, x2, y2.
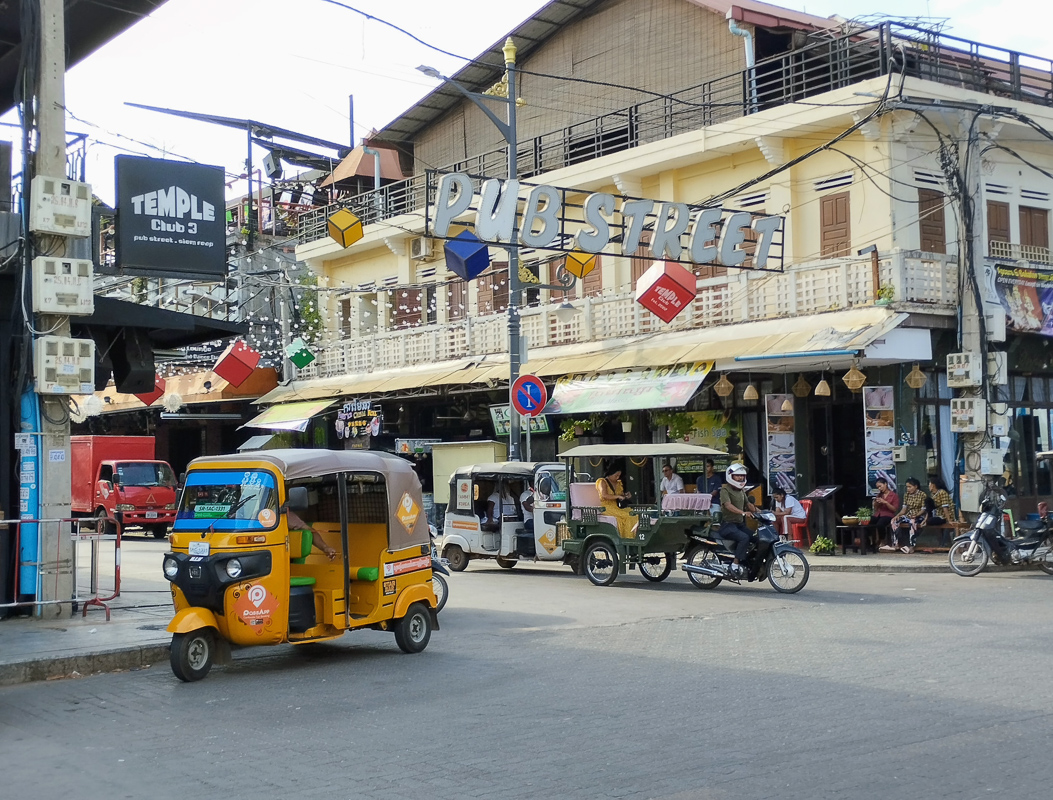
(742, 383, 759, 401)
(780, 396, 794, 413)
(814, 378, 832, 397)
(713, 373, 734, 397)
(285, 337, 315, 369)
(791, 374, 811, 398)
(905, 362, 928, 390)
(842, 364, 867, 392)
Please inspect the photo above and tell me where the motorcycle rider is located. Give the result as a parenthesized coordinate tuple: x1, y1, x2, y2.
(719, 463, 758, 576)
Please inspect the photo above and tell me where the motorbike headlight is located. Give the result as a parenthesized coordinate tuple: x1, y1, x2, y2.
(163, 557, 179, 579)
(225, 558, 243, 579)
(164, 503, 176, 511)
(116, 504, 135, 511)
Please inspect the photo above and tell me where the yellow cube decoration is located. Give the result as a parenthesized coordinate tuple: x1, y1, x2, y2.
(564, 251, 597, 278)
(327, 208, 363, 248)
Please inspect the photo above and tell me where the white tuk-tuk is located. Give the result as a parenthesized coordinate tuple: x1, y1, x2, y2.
(440, 462, 567, 570)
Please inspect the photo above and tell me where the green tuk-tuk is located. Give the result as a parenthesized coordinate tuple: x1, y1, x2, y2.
(557, 443, 724, 586)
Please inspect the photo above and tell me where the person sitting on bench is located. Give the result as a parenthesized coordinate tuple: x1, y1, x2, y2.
(927, 477, 955, 546)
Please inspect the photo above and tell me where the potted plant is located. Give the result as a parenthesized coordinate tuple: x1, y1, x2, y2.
(856, 506, 873, 524)
(650, 410, 696, 441)
(810, 536, 836, 555)
(875, 284, 895, 305)
(619, 412, 633, 433)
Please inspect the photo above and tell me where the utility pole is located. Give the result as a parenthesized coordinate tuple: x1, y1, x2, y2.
(504, 38, 522, 462)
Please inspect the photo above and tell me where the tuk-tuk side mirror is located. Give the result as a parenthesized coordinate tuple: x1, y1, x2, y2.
(286, 486, 309, 513)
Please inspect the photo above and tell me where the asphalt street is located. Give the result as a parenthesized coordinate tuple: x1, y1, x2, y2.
(3, 556, 1053, 799)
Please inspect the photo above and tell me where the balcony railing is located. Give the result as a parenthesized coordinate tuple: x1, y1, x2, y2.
(989, 240, 1053, 265)
(297, 21, 1053, 247)
(297, 250, 957, 380)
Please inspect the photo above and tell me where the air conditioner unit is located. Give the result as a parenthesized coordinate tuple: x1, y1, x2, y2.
(31, 257, 94, 315)
(950, 397, 986, 433)
(946, 352, 981, 388)
(35, 335, 95, 395)
(29, 175, 92, 238)
(410, 236, 431, 260)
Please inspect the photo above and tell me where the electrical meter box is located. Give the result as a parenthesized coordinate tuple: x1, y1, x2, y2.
(29, 175, 92, 238)
(951, 397, 987, 433)
(989, 406, 1010, 437)
(947, 352, 982, 388)
(987, 352, 1008, 386)
(980, 448, 1007, 476)
(960, 478, 983, 513)
(35, 335, 95, 395)
(31, 257, 94, 315)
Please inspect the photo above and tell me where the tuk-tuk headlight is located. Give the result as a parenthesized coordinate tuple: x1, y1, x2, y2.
(163, 557, 179, 579)
(225, 558, 243, 579)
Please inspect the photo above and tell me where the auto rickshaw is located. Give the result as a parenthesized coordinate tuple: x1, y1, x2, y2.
(162, 449, 438, 681)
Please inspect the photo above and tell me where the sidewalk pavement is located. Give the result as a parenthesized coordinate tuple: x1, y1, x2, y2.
(0, 550, 964, 687)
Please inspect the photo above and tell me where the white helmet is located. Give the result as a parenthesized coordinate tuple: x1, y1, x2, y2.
(726, 463, 748, 489)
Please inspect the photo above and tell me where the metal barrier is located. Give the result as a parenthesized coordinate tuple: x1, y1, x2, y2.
(0, 516, 116, 618)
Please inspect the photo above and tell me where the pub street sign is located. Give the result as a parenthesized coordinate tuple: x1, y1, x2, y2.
(426, 171, 784, 273)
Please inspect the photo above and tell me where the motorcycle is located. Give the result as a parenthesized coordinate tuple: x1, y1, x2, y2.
(681, 511, 810, 593)
(430, 525, 450, 612)
(948, 488, 1053, 577)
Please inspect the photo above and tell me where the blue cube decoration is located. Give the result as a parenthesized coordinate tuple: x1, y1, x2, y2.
(443, 230, 490, 281)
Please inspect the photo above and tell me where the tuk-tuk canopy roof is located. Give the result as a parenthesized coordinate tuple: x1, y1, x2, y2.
(559, 444, 724, 459)
(191, 448, 418, 481)
(450, 461, 563, 478)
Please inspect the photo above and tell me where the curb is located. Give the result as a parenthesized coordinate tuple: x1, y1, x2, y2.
(810, 562, 949, 573)
(0, 643, 170, 688)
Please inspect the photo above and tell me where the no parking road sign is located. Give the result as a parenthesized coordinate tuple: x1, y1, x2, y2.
(511, 375, 548, 417)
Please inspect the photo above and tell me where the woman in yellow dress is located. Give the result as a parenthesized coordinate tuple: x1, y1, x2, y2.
(596, 467, 635, 538)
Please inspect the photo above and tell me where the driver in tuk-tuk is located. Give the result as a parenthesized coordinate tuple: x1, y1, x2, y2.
(520, 482, 535, 532)
(286, 506, 339, 561)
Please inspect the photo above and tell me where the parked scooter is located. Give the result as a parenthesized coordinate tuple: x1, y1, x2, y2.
(681, 511, 810, 593)
(430, 525, 450, 612)
(948, 487, 1053, 577)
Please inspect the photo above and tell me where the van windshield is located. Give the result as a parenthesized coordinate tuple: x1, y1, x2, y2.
(173, 470, 279, 531)
(116, 462, 176, 488)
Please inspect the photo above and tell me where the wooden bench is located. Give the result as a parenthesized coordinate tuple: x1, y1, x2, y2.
(914, 522, 969, 551)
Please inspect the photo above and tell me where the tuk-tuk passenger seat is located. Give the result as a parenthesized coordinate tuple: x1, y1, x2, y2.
(290, 529, 317, 587)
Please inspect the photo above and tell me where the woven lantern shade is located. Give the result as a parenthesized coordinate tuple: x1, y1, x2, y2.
(814, 378, 831, 397)
(791, 374, 811, 398)
(905, 363, 928, 389)
(742, 383, 759, 401)
(713, 373, 734, 397)
(842, 364, 867, 392)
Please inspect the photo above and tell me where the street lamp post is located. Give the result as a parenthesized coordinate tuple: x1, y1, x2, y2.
(418, 38, 524, 460)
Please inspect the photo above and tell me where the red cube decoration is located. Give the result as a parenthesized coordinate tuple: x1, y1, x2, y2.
(213, 340, 261, 388)
(635, 260, 697, 323)
(134, 375, 166, 407)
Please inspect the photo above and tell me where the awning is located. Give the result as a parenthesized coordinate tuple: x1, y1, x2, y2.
(237, 434, 275, 451)
(242, 400, 334, 432)
(545, 363, 713, 415)
(560, 443, 724, 459)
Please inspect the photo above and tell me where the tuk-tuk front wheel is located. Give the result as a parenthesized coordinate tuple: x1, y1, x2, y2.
(444, 544, 469, 572)
(584, 540, 619, 586)
(394, 602, 432, 654)
(496, 557, 517, 569)
(170, 629, 215, 682)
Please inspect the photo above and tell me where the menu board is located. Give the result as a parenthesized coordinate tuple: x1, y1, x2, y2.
(765, 394, 796, 493)
(335, 400, 381, 440)
(863, 386, 897, 495)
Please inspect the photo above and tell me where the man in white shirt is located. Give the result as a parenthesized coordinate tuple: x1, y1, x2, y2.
(660, 464, 685, 495)
(772, 487, 806, 540)
(485, 486, 516, 528)
(520, 485, 535, 532)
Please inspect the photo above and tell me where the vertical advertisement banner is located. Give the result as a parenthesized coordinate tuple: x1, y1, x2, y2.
(863, 386, 896, 494)
(765, 394, 796, 493)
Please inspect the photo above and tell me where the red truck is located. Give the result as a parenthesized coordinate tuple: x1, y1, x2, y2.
(71, 436, 178, 538)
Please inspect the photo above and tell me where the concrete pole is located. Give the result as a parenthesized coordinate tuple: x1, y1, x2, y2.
(505, 38, 522, 462)
(33, 0, 73, 616)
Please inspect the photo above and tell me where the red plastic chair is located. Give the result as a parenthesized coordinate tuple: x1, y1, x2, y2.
(789, 499, 812, 547)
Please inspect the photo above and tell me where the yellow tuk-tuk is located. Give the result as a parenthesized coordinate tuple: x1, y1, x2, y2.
(163, 449, 438, 681)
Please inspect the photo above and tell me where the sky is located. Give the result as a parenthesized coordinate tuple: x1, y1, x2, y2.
(4, 0, 1050, 205)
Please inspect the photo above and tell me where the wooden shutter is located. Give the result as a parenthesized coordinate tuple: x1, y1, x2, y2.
(630, 232, 652, 285)
(477, 264, 508, 316)
(447, 279, 465, 322)
(475, 273, 493, 316)
(393, 288, 422, 329)
(576, 255, 603, 298)
(819, 192, 851, 257)
(1020, 206, 1049, 250)
(987, 200, 1010, 244)
(339, 298, 352, 338)
(918, 189, 946, 254)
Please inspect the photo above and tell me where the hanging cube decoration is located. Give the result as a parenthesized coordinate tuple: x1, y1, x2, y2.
(327, 208, 363, 249)
(285, 337, 315, 369)
(213, 340, 261, 387)
(443, 230, 490, 281)
(635, 260, 697, 323)
(564, 251, 597, 278)
(134, 375, 166, 407)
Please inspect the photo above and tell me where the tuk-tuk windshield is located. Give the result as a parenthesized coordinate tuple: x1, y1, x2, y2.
(535, 467, 567, 502)
(173, 470, 279, 531)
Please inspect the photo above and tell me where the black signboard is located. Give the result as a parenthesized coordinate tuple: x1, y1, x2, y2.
(115, 155, 227, 279)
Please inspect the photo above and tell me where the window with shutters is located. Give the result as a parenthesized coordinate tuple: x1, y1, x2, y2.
(573, 255, 602, 298)
(393, 288, 422, 329)
(988, 200, 1010, 245)
(476, 264, 508, 315)
(819, 191, 851, 257)
(918, 189, 946, 254)
(630, 232, 652, 286)
(1020, 205, 1049, 250)
(339, 298, 352, 338)
(446, 279, 466, 322)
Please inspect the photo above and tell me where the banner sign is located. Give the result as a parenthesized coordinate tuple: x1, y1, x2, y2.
(115, 155, 227, 279)
(863, 386, 897, 495)
(335, 399, 381, 440)
(679, 410, 742, 474)
(765, 394, 796, 493)
(544, 362, 712, 415)
(490, 405, 550, 436)
(994, 265, 1053, 335)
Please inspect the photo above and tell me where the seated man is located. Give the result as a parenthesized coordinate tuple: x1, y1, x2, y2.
(484, 484, 517, 531)
(719, 464, 757, 577)
(660, 463, 685, 495)
(520, 484, 535, 532)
